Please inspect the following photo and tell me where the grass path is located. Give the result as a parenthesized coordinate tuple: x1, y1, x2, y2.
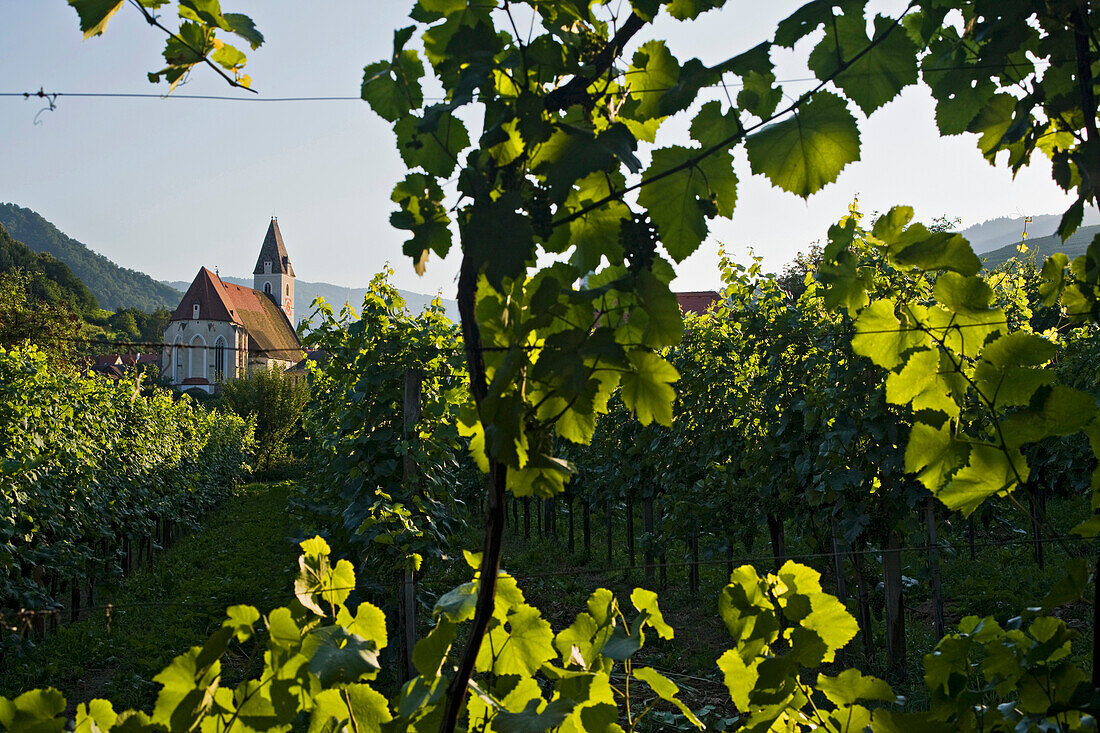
(0, 481, 299, 711)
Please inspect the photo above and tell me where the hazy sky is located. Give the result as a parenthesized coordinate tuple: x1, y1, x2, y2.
(1, 2, 1080, 299)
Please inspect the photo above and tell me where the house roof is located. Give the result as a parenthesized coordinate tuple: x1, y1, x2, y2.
(253, 218, 295, 276)
(676, 291, 721, 315)
(169, 267, 302, 361)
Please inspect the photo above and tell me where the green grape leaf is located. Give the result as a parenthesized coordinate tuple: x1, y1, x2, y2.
(620, 350, 679, 426)
(809, 13, 918, 115)
(463, 195, 535, 288)
(816, 669, 894, 706)
(337, 601, 388, 651)
(69, 0, 125, 39)
(745, 92, 861, 198)
(223, 604, 260, 642)
(625, 40, 680, 121)
(307, 627, 382, 686)
(905, 422, 965, 491)
(634, 667, 704, 728)
(631, 587, 674, 639)
(435, 581, 478, 622)
(888, 229, 980, 276)
(0, 688, 67, 733)
(774, 0, 865, 48)
(638, 145, 736, 262)
(871, 205, 915, 241)
(852, 299, 931, 369)
(885, 347, 940, 406)
(689, 101, 740, 148)
(413, 620, 456, 677)
(494, 698, 576, 733)
(394, 111, 469, 177)
(937, 443, 1020, 516)
(480, 605, 555, 676)
(308, 685, 392, 733)
(75, 699, 117, 733)
(223, 12, 263, 49)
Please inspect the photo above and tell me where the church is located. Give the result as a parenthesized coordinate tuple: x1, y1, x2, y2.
(162, 219, 303, 393)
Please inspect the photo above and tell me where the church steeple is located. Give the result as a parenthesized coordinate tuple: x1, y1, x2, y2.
(253, 218, 296, 324)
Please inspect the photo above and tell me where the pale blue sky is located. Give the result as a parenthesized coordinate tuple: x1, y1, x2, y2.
(1, 1, 1080, 298)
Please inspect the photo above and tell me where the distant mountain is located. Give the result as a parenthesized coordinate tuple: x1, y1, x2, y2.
(981, 223, 1100, 270)
(0, 222, 99, 316)
(163, 276, 459, 325)
(0, 204, 182, 312)
(961, 208, 1100, 254)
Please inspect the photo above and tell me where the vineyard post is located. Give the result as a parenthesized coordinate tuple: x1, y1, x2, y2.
(1028, 487, 1045, 569)
(605, 504, 612, 566)
(830, 516, 848, 606)
(924, 497, 945, 639)
(567, 495, 575, 553)
(767, 513, 787, 567)
(399, 367, 422, 682)
(626, 496, 636, 571)
(882, 526, 906, 680)
(643, 496, 655, 584)
(851, 547, 875, 660)
(582, 499, 591, 560)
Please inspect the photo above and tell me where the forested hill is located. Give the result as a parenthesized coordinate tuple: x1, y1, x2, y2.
(0, 222, 99, 316)
(0, 204, 182, 312)
(981, 223, 1100, 270)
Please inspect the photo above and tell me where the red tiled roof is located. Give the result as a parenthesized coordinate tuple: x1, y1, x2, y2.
(137, 354, 160, 364)
(676, 291, 720, 315)
(93, 353, 123, 366)
(170, 267, 240, 324)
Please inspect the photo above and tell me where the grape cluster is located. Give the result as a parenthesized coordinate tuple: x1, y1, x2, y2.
(527, 186, 554, 240)
(620, 212, 659, 272)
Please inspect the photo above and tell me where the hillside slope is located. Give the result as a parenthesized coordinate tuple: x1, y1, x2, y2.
(981, 223, 1100, 270)
(961, 209, 1100, 254)
(0, 204, 182, 312)
(0, 222, 99, 316)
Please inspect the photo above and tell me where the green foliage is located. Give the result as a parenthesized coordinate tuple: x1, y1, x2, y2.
(0, 204, 182, 313)
(299, 270, 472, 574)
(0, 345, 255, 611)
(220, 365, 310, 471)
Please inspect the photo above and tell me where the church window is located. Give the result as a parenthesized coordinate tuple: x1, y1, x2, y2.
(193, 303, 200, 319)
(264, 282, 272, 294)
(264, 260, 272, 274)
(214, 338, 226, 378)
(285, 283, 289, 296)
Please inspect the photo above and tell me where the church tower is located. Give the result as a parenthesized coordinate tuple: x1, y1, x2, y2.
(253, 218, 296, 324)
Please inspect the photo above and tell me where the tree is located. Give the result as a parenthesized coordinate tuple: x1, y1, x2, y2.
(219, 365, 309, 471)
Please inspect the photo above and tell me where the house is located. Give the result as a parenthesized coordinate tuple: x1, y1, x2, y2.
(162, 219, 303, 394)
(676, 291, 721, 315)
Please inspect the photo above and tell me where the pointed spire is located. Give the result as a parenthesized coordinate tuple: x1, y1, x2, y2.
(253, 218, 295, 276)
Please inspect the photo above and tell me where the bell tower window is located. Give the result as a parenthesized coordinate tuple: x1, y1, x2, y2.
(192, 303, 200, 319)
(264, 282, 272, 295)
(264, 260, 272, 274)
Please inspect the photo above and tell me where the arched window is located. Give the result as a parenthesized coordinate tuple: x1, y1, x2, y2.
(214, 337, 226, 379)
(285, 283, 289, 296)
(192, 303, 200, 319)
(188, 334, 207, 379)
(173, 339, 183, 383)
(264, 282, 272, 294)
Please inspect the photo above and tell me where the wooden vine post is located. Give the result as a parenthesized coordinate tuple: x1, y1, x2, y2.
(398, 367, 422, 682)
(924, 497, 945, 639)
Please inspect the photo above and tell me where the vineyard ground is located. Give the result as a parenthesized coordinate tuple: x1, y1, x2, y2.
(0, 480, 299, 712)
(422, 493, 1094, 717)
